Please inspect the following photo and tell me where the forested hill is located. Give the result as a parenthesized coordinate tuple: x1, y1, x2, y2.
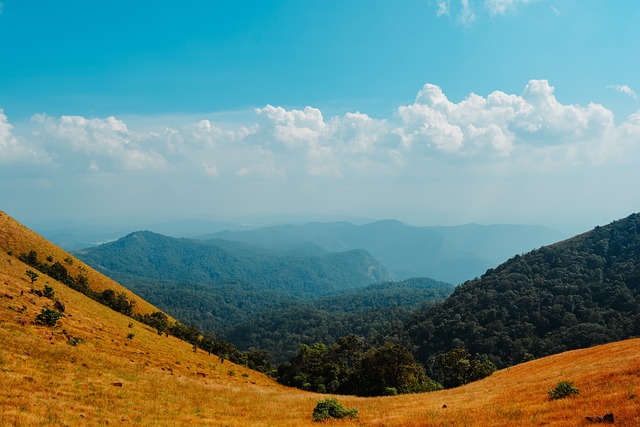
(74, 230, 393, 332)
(76, 230, 391, 296)
(406, 212, 640, 369)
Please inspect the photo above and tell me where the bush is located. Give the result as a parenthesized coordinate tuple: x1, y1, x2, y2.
(35, 307, 64, 327)
(312, 398, 358, 422)
(548, 381, 579, 400)
(43, 285, 55, 299)
(67, 337, 84, 346)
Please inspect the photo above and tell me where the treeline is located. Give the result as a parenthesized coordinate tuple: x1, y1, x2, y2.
(17, 249, 271, 373)
(19, 250, 135, 315)
(276, 334, 495, 396)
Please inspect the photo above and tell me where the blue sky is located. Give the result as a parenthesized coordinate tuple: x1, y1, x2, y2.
(1, 0, 639, 233)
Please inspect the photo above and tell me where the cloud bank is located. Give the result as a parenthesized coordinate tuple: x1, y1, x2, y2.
(3, 80, 640, 227)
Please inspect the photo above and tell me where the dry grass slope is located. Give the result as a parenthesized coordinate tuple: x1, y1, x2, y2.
(1, 210, 640, 426)
(0, 211, 160, 316)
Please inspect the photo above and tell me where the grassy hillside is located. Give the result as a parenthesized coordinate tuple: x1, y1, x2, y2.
(0, 212, 160, 317)
(2, 211, 640, 425)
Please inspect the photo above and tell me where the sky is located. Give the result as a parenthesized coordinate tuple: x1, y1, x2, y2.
(1, 0, 639, 234)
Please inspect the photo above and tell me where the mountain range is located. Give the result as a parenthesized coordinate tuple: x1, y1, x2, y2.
(204, 220, 566, 283)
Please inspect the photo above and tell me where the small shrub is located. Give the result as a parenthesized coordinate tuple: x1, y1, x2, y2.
(228, 370, 236, 376)
(548, 381, 579, 400)
(312, 398, 358, 422)
(384, 387, 398, 396)
(126, 333, 135, 340)
(35, 307, 63, 327)
(67, 337, 84, 346)
(43, 285, 55, 299)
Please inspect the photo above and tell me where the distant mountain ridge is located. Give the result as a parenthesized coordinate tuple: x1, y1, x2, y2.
(204, 220, 566, 283)
(76, 230, 391, 295)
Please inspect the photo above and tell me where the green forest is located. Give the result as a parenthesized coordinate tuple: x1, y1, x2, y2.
(226, 278, 454, 361)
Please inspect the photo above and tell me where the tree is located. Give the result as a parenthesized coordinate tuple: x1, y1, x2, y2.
(277, 342, 331, 392)
(350, 342, 440, 396)
(140, 311, 169, 335)
(434, 347, 496, 388)
(35, 307, 63, 326)
(246, 348, 273, 373)
(25, 270, 39, 284)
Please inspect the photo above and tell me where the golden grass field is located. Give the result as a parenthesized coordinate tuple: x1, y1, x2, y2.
(1, 211, 640, 426)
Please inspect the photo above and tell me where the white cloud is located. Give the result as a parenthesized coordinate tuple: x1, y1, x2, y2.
(6, 80, 637, 181)
(437, 0, 537, 24)
(485, 0, 535, 16)
(459, 0, 476, 26)
(31, 114, 166, 172)
(0, 109, 43, 164)
(437, 0, 450, 17)
(391, 79, 617, 160)
(607, 84, 638, 100)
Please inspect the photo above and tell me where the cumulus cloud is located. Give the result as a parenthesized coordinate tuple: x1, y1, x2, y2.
(392, 79, 618, 160)
(30, 114, 167, 172)
(0, 109, 43, 164)
(607, 84, 638, 100)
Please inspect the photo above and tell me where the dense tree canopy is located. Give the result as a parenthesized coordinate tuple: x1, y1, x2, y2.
(405, 213, 640, 368)
(277, 335, 442, 396)
(227, 278, 454, 361)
